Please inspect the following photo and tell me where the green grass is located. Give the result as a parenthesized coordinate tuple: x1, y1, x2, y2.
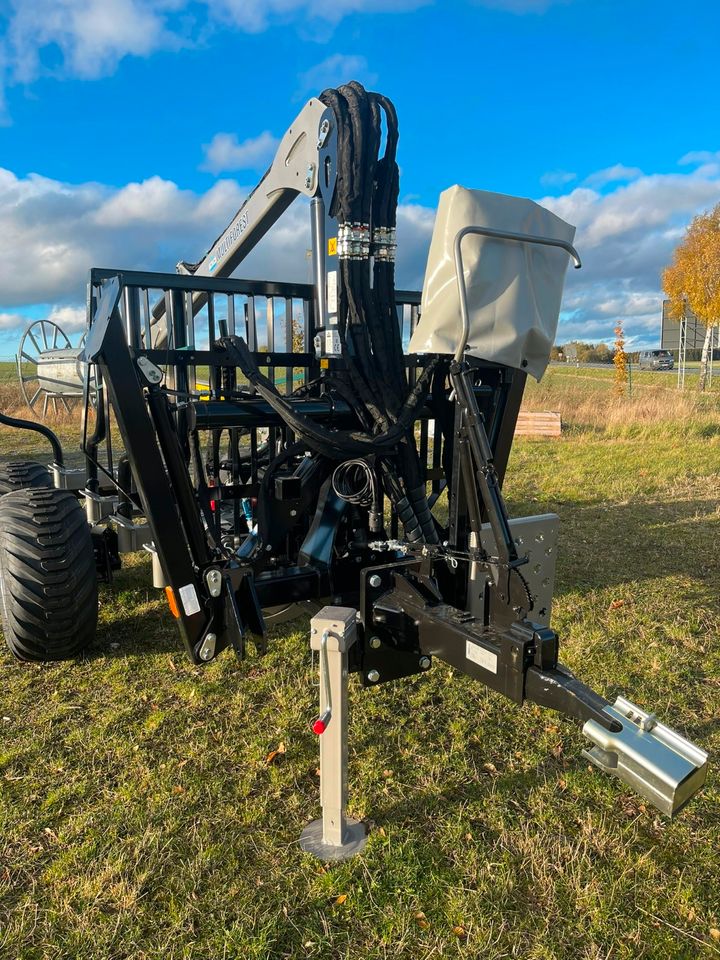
(0, 362, 19, 384)
(1, 366, 719, 959)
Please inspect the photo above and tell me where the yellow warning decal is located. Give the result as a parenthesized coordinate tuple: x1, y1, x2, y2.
(328, 237, 337, 256)
(320, 358, 330, 369)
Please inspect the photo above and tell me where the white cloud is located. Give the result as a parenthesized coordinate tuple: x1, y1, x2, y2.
(540, 164, 720, 345)
(540, 170, 577, 188)
(3, 0, 179, 82)
(0, 311, 25, 330)
(472, 0, 570, 12)
(0, 166, 247, 306)
(583, 164, 643, 188)
(200, 131, 280, 174)
(395, 203, 436, 289)
(1, 151, 719, 352)
(46, 304, 87, 332)
(679, 150, 720, 166)
(296, 55, 378, 99)
(206, 0, 428, 31)
(0, 0, 424, 117)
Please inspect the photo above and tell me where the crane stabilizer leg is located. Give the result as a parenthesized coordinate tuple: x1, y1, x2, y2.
(300, 607, 367, 861)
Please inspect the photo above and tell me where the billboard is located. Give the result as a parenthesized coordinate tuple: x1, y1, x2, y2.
(661, 300, 707, 351)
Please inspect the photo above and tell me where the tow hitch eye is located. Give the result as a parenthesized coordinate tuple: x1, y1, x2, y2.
(582, 696, 708, 817)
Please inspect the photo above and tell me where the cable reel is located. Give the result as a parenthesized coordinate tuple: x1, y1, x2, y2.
(16, 319, 94, 418)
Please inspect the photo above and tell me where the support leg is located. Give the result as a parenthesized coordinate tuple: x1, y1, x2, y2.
(299, 606, 367, 860)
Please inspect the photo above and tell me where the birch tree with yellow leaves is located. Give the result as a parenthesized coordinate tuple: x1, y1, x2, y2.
(662, 202, 720, 391)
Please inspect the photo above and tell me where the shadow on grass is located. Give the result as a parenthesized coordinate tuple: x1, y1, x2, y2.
(509, 496, 720, 597)
(88, 586, 309, 663)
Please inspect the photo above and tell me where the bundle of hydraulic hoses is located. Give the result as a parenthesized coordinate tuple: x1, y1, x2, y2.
(225, 82, 438, 544)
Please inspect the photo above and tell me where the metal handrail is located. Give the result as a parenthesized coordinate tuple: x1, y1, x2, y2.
(452, 225, 582, 363)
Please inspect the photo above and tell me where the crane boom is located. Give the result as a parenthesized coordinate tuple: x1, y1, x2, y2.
(150, 97, 337, 345)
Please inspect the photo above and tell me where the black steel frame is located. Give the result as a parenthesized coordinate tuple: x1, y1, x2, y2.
(79, 267, 620, 736)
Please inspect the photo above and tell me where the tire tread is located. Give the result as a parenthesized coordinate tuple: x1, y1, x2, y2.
(0, 488, 97, 661)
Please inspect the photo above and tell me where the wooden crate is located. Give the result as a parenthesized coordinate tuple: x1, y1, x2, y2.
(514, 410, 562, 438)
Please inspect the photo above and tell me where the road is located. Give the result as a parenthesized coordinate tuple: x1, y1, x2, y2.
(550, 361, 676, 372)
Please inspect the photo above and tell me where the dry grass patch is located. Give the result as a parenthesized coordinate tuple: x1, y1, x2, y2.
(524, 367, 720, 436)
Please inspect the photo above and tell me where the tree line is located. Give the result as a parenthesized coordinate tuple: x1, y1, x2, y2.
(550, 342, 619, 363)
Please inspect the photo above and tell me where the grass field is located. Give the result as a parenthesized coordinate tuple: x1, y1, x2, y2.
(1, 363, 719, 959)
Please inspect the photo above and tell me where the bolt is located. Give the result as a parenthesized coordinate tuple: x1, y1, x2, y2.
(367, 669, 380, 683)
(419, 656, 431, 670)
(369, 636, 381, 649)
(369, 574, 382, 588)
(265, 544, 273, 552)
(290, 509, 297, 517)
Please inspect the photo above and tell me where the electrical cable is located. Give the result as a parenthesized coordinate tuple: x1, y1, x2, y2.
(332, 459, 376, 506)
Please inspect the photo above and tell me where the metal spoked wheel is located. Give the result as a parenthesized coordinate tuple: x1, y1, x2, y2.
(16, 319, 79, 417)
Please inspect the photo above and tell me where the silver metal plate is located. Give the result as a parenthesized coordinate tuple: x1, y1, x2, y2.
(583, 696, 709, 817)
(299, 817, 367, 861)
(470, 513, 560, 626)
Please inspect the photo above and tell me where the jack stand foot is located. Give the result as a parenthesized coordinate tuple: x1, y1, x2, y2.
(299, 817, 367, 861)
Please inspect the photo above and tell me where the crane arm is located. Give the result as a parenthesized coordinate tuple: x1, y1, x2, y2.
(150, 97, 337, 344)
(179, 97, 336, 280)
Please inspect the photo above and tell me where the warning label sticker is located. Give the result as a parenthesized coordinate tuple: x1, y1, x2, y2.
(179, 583, 201, 617)
(324, 329, 342, 355)
(327, 270, 337, 314)
(466, 640, 498, 674)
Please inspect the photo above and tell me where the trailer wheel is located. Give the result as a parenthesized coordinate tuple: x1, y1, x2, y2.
(0, 460, 52, 494)
(0, 488, 97, 661)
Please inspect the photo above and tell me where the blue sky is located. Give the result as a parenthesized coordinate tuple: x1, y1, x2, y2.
(0, 0, 719, 356)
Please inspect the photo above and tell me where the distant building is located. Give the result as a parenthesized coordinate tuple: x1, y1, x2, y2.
(660, 300, 707, 351)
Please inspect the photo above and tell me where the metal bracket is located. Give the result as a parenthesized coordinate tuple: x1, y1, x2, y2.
(52, 464, 87, 491)
(83, 488, 117, 523)
(136, 356, 163, 385)
(110, 514, 152, 553)
(205, 568, 223, 598)
(583, 696, 708, 816)
(300, 606, 367, 860)
(452, 224, 582, 362)
(199, 631, 217, 662)
(142, 542, 167, 588)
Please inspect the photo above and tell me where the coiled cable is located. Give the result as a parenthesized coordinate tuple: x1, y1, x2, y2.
(332, 458, 382, 533)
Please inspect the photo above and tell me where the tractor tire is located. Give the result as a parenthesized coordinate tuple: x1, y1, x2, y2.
(0, 460, 52, 494)
(0, 488, 97, 661)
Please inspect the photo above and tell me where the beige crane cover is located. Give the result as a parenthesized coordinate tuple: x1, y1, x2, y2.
(408, 185, 576, 381)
